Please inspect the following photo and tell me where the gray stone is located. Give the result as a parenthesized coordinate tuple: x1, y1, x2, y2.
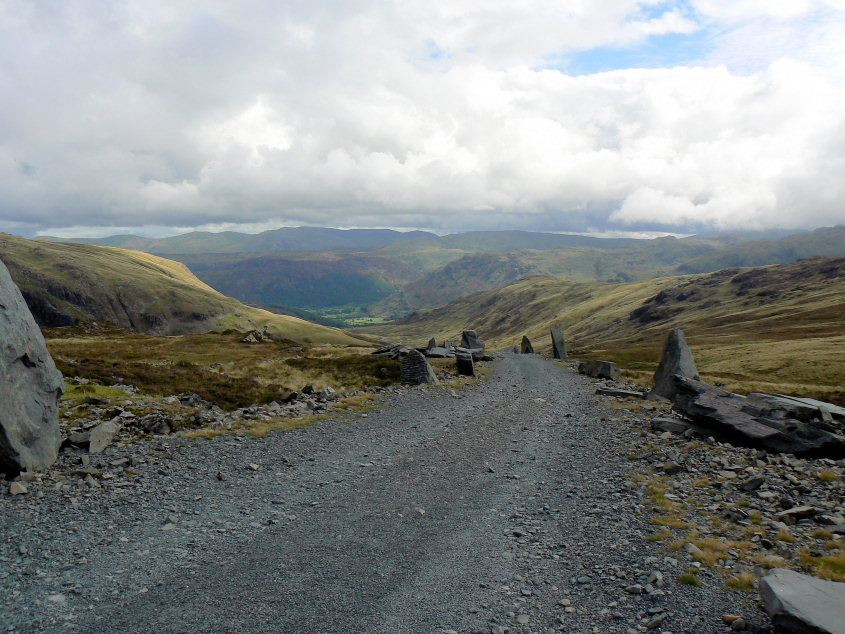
(578, 360, 621, 381)
(455, 352, 474, 377)
(596, 387, 645, 399)
(760, 568, 845, 634)
(672, 377, 845, 458)
(427, 337, 437, 350)
(400, 350, 438, 385)
(460, 330, 484, 351)
(88, 420, 120, 454)
(9, 481, 27, 495)
(550, 325, 567, 360)
(520, 336, 534, 354)
(651, 417, 693, 435)
(649, 329, 699, 400)
(0, 257, 64, 474)
(423, 346, 451, 358)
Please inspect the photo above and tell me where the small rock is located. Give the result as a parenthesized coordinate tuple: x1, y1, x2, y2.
(9, 481, 27, 495)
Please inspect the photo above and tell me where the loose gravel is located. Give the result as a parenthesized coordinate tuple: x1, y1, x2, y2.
(1, 354, 763, 633)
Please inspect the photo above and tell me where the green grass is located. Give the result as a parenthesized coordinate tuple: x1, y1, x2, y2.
(679, 572, 701, 586)
(46, 328, 400, 411)
(360, 257, 845, 404)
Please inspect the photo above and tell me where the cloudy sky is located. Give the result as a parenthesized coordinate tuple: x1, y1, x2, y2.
(1, 1, 844, 238)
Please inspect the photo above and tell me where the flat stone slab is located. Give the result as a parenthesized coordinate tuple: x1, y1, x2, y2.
(596, 388, 645, 399)
(760, 568, 845, 634)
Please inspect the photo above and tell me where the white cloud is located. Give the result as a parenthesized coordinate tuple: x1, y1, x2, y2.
(2, 1, 844, 237)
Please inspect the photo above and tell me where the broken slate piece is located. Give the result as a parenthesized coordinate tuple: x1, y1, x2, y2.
(760, 568, 845, 634)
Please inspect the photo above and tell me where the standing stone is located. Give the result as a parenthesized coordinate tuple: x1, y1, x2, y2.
(520, 336, 534, 354)
(427, 337, 437, 350)
(460, 330, 484, 351)
(401, 350, 438, 385)
(760, 568, 845, 634)
(0, 258, 63, 474)
(550, 325, 567, 360)
(455, 352, 475, 377)
(649, 329, 700, 400)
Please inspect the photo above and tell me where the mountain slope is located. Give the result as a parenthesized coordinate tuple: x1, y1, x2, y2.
(676, 225, 845, 273)
(42, 227, 436, 254)
(174, 251, 419, 309)
(361, 257, 845, 403)
(0, 234, 370, 344)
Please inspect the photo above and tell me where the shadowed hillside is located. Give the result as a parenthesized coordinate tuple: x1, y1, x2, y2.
(0, 234, 371, 345)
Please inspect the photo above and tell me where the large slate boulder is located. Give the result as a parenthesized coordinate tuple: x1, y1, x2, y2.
(520, 336, 534, 354)
(400, 350, 438, 385)
(760, 568, 845, 634)
(578, 360, 621, 381)
(672, 376, 845, 458)
(426, 337, 437, 350)
(550, 325, 566, 360)
(455, 352, 474, 377)
(460, 330, 484, 351)
(649, 329, 699, 400)
(0, 258, 64, 474)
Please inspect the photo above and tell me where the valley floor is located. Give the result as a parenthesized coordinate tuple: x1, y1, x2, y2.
(2, 355, 762, 633)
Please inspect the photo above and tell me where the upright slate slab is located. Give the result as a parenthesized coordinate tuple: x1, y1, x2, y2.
(460, 330, 484, 351)
(455, 352, 474, 377)
(550, 325, 566, 360)
(0, 258, 64, 474)
(400, 350, 438, 385)
(649, 329, 699, 400)
(520, 336, 534, 354)
(760, 568, 845, 634)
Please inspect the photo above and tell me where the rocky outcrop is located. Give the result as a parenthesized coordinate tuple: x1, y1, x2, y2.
(460, 330, 484, 351)
(455, 352, 475, 377)
(0, 258, 64, 474)
(400, 350, 438, 385)
(649, 329, 699, 400)
(672, 376, 845, 458)
(578, 360, 621, 381)
(760, 568, 845, 634)
(520, 336, 534, 354)
(550, 325, 566, 360)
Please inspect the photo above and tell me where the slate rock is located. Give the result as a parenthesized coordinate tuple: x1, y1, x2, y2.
(460, 330, 484, 351)
(427, 337, 437, 350)
(456, 352, 474, 377)
(649, 329, 699, 400)
(88, 420, 120, 454)
(578, 360, 621, 381)
(550, 325, 567, 359)
(400, 350, 438, 385)
(0, 257, 64, 474)
(760, 568, 845, 634)
(423, 346, 451, 359)
(651, 417, 693, 435)
(520, 336, 534, 354)
(672, 377, 845, 458)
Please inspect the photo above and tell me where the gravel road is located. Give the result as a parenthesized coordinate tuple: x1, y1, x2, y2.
(2, 354, 760, 633)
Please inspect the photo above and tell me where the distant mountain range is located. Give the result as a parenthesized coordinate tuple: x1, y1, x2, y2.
(39, 224, 845, 327)
(41, 227, 436, 254)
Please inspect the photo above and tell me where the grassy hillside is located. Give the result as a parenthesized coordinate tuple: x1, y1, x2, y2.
(174, 251, 419, 309)
(676, 225, 845, 273)
(361, 257, 845, 404)
(0, 234, 370, 345)
(42, 227, 436, 254)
